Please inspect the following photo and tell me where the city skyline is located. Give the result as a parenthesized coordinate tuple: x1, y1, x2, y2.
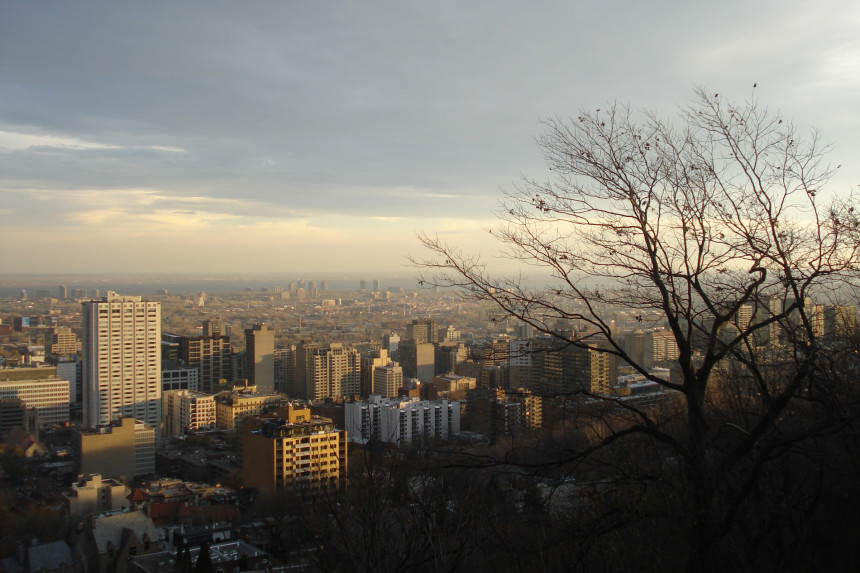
(2, 2, 859, 275)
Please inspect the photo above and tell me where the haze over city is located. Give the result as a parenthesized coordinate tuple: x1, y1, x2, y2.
(2, 1, 859, 275)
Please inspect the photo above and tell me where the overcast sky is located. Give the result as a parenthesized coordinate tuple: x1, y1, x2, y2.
(1, 1, 858, 275)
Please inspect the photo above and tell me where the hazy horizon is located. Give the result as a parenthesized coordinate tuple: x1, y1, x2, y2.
(2, 2, 858, 275)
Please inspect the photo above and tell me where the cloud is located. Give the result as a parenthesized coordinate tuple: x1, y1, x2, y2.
(1, 1, 858, 273)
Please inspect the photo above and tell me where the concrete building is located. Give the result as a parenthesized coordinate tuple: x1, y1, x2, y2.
(64, 474, 130, 516)
(398, 339, 435, 384)
(245, 323, 274, 393)
(74, 417, 156, 480)
(163, 390, 216, 437)
(242, 406, 347, 495)
(82, 293, 162, 429)
(373, 362, 404, 398)
(360, 348, 390, 397)
(214, 391, 289, 430)
(161, 363, 199, 392)
(432, 373, 477, 393)
(0, 368, 70, 427)
(48, 326, 78, 356)
(344, 395, 460, 446)
(56, 358, 82, 404)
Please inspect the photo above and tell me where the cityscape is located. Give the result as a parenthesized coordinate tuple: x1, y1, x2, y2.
(3, 2, 860, 572)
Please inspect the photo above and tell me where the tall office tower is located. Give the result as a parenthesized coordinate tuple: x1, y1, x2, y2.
(58, 285, 67, 299)
(812, 304, 857, 340)
(303, 343, 361, 400)
(359, 280, 367, 291)
(82, 293, 162, 429)
(320, 280, 328, 292)
(245, 323, 275, 393)
(372, 279, 380, 292)
(406, 318, 438, 343)
(309, 281, 319, 298)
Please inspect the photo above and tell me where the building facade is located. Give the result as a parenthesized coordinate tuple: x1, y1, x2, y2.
(344, 396, 460, 446)
(163, 390, 216, 437)
(242, 408, 347, 495)
(0, 368, 70, 427)
(301, 343, 361, 400)
(82, 293, 161, 429)
(74, 417, 156, 480)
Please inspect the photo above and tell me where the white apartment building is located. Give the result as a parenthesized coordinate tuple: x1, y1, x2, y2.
(163, 389, 216, 437)
(82, 292, 162, 429)
(344, 395, 460, 446)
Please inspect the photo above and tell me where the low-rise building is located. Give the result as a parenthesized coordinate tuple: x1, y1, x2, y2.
(65, 474, 130, 516)
(215, 391, 289, 430)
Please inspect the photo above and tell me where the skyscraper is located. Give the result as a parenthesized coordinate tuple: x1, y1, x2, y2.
(82, 292, 161, 429)
(245, 323, 275, 393)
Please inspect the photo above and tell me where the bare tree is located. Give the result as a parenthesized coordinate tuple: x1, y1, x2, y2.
(416, 88, 860, 570)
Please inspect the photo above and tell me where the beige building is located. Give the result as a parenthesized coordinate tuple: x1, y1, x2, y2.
(163, 390, 216, 437)
(64, 474, 130, 516)
(215, 391, 289, 430)
(82, 293, 161, 429)
(373, 362, 404, 397)
(48, 326, 78, 356)
(74, 417, 156, 481)
(242, 406, 347, 495)
(300, 342, 361, 400)
(0, 367, 70, 427)
(433, 373, 477, 393)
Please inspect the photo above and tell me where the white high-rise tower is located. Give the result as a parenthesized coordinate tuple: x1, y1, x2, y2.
(82, 292, 162, 429)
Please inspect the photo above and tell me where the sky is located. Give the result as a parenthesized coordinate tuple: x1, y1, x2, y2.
(1, 1, 858, 276)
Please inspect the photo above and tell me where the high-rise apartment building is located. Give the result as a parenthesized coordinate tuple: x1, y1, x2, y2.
(245, 323, 275, 393)
(300, 343, 361, 400)
(179, 331, 231, 393)
(82, 293, 161, 429)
